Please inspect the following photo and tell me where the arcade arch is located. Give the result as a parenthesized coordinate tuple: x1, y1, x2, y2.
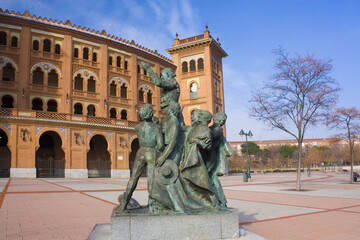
(35, 131, 65, 178)
(0, 129, 11, 177)
(87, 134, 111, 178)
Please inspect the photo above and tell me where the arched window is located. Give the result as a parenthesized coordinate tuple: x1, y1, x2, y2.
(139, 88, 144, 102)
(124, 61, 128, 70)
(47, 100, 57, 112)
(190, 60, 196, 71)
(92, 52, 97, 62)
(147, 90, 152, 104)
(74, 103, 83, 115)
(116, 56, 121, 67)
(144, 69, 147, 76)
(0, 32, 7, 45)
(11, 36, 18, 47)
(110, 81, 117, 96)
(137, 65, 141, 74)
(1, 95, 14, 108)
(33, 40, 39, 50)
(110, 108, 117, 119)
(214, 82, 219, 97)
(108, 56, 113, 66)
(83, 47, 89, 60)
(87, 76, 96, 93)
(182, 62, 188, 73)
(190, 82, 198, 99)
(197, 58, 204, 70)
(48, 69, 58, 87)
(32, 98, 43, 111)
(2, 63, 15, 81)
(121, 110, 127, 120)
(121, 83, 127, 98)
(43, 39, 51, 52)
(74, 48, 79, 58)
(55, 44, 61, 54)
(87, 104, 95, 116)
(216, 107, 220, 113)
(74, 74, 83, 91)
(32, 67, 44, 85)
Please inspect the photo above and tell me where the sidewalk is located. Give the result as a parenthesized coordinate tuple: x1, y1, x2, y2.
(0, 172, 359, 240)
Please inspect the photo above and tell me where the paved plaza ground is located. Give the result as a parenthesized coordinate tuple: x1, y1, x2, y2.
(0, 171, 359, 240)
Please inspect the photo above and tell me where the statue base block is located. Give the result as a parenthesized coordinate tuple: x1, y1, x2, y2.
(89, 207, 240, 240)
(112, 208, 239, 240)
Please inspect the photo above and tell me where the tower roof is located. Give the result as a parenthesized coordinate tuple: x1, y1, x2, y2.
(166, 27, 228, 58)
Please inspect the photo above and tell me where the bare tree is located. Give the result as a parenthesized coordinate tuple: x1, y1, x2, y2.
(326, 107, 360, 183)
(250, 48, 340, 190)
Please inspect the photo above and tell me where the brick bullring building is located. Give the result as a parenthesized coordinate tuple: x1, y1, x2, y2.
(0, 9, 227, 178)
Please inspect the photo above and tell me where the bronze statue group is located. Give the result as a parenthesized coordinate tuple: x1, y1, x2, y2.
(116, 63, 234, 215)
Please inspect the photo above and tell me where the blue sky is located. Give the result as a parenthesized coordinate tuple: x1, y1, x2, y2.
(2, 0, 359, 141)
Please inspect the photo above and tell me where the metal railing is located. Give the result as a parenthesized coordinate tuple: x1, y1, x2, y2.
(0, 108, 137, 128)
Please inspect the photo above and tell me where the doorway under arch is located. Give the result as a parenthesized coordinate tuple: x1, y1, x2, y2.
(128, 138, 146, 177)
(36, 131, 65, 178)
(0, 129, 11, 177)
(87, 134, 111, 178)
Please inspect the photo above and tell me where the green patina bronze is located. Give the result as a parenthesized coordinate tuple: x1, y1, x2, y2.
(116, 64, 234, 215)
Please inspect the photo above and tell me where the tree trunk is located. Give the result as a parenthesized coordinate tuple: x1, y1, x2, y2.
(350, 141, 354, 183)
(296, 140, 302, 191)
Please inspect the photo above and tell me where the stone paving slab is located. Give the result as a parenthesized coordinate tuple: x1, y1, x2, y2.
(58, 183, 127, 191)
(225, 183, 360, 199)
(85, 189, 149, 205)
(1, 172, 359, 239)
(227, 199, 321, 223)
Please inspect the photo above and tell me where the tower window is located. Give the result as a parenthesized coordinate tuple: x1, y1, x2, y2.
(116, 56, 121, 67)
(190, 60, 196, 71)
(0, 32, 7, 45)
(92, 52, 97, 62)
(74, 74, 83, 91)
(47, 100, 58, 112)
(43, 39, 51, 52)
(32, 67, 44, 85)
(147, 90, 152, 104)
(1, 95, 14, 108)
(87, 104, 96, 116)
(74, 103, 83, 115)
(32, 98, 43, 111)
(11, 36, 18, 47)
(110, 81, 117, 96)
(74, 48, 79, 58)
(121, 83, 127, 98)
(139, 88, 144, 102)
(83, 47, 89, 60)
(110, 108, 117, 119)
(2, 63, 15, 81)
(87, 76, 96, 93)
(55, 44, 61, 54)
(197, 58, 204, 70)
(48, 69, 58, 87)
(190, 82, 198, 99)
(121, 110, 127, 120)
(33, 40, 39, 50)
(182, 62, 188, 73)
(109, 56, 113, 66)
(124, 61, 128, 70)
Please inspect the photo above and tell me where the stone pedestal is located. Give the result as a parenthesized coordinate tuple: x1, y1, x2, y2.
(89, 208, 240, 240)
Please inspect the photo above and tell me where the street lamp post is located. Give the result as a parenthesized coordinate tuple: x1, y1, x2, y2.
(239, 129, 253, 182)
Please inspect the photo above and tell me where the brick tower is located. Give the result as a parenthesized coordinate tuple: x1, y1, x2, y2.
(166, 26, 228, 125)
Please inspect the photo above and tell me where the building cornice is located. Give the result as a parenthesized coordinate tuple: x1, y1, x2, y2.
(0, 9, 175, 66)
